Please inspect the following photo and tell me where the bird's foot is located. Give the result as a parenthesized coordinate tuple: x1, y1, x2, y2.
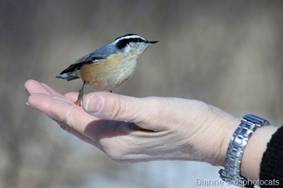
(75, 97, 83, 106)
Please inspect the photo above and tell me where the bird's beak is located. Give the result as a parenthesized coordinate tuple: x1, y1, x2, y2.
(146, 40, 159, 44)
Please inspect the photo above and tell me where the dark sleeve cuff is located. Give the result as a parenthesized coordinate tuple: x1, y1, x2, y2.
(260, 126, 283, 187)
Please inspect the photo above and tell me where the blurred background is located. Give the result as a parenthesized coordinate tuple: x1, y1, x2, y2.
(0, 0, 282, 187)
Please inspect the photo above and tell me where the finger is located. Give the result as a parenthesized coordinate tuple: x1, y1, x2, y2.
(40, 82, 62, 96)
(65, 92, 79, 102)
(25, 79, 62, 97)
(28, 93, 95, 134)
(82, 92, 164, 131)
(25, 80, 52, 95)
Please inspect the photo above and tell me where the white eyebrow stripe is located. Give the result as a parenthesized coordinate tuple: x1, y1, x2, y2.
(114, 35, 145, 43)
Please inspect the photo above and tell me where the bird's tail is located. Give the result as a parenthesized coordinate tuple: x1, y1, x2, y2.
(56, 72, 80, 81)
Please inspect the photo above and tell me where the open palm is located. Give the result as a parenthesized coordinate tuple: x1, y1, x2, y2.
(25, 80, 144, 157)
(25, 80, 237, 164)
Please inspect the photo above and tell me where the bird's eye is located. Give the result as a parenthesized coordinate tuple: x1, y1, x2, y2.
(116, 39, 129, 49)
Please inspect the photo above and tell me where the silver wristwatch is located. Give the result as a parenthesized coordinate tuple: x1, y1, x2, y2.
(219, 114, 270, 187)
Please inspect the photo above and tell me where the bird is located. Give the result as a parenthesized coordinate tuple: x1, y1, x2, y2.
(56, 34, 158, 105)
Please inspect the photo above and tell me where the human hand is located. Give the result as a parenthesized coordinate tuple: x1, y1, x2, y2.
(25, 79, 239, 165)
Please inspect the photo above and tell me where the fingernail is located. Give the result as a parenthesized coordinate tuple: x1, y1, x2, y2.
(84, 96, 104, 113)
(26, 101, 30, 106)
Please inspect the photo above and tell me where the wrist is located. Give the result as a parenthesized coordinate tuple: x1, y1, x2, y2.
(194, 106, 239, 166)
(219, 114, 272, 187)
(241, 125, 278, 180)
(218, 114, 277, 187)
(216, 116, 240, 166)
(217, 117, 240, 165)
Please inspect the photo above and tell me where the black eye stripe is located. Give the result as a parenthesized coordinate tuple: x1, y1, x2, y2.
(116, 38, 145, 49)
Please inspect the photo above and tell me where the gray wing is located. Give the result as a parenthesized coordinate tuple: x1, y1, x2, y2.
(59, 43, 116, 75)
(74, 43, 116, 64)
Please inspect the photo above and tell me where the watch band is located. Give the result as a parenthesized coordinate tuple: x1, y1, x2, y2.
(219, 114, 270, 187)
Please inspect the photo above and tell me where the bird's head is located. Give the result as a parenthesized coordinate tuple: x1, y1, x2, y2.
(113, 34, 158, 56)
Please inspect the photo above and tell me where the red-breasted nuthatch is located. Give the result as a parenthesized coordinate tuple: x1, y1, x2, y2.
(56, 34, 158, 105)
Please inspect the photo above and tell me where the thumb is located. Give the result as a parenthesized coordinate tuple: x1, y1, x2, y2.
(82, 92, 153, 125)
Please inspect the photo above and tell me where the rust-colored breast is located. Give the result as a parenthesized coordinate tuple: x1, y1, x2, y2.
(79, 53, 125, 90)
